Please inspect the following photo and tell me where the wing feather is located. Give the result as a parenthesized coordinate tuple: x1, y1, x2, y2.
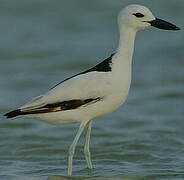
(4, 97, 101, 118)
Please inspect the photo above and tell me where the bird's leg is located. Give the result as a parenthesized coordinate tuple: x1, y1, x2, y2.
(84, 120, 93, 169)
(68, 121, 87, 176)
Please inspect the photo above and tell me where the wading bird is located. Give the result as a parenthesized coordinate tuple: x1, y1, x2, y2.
(4, 4, 180, 176)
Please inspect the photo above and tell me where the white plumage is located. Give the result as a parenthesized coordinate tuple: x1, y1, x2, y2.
(4, 4, 179, 176)
(20, 71, 127, 124)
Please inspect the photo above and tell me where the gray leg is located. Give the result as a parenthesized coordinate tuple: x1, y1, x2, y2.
(68, 121, 87, 176)
(84, 120, 93, 169)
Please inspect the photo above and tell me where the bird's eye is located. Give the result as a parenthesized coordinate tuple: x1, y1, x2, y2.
(133, 13, 144, 18)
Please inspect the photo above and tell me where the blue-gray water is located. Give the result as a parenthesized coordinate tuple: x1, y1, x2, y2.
(0, 0, 184, 180)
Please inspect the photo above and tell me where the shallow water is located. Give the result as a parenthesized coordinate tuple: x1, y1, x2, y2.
(0, 0, 184, 180)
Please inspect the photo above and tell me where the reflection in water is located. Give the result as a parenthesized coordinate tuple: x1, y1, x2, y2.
(47, 174, 144, 180)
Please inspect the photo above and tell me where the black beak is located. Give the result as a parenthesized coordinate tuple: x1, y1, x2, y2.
(148, 18, 180, 30)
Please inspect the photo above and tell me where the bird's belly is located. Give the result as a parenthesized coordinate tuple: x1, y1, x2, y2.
(81, 88, 130, 120)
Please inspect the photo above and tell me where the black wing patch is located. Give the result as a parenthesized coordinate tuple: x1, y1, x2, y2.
(51, 53, 115, 89)
(4, 97, 101, 118)
(81, 53, 115, 73)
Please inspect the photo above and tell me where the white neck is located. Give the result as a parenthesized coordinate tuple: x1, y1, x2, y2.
(113, 25, 137, 71)
(110, 24, 137, 94)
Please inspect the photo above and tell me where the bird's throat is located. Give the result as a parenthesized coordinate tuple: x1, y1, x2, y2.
(113, 26, 137, 71)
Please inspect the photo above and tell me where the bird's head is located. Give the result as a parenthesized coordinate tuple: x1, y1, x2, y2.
(118, 4, 180, 31)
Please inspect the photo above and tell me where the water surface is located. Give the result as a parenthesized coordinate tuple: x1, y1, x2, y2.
(0, 0, 184, 179)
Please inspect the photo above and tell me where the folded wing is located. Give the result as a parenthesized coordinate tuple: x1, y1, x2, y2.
(4, 71, 110, 118)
